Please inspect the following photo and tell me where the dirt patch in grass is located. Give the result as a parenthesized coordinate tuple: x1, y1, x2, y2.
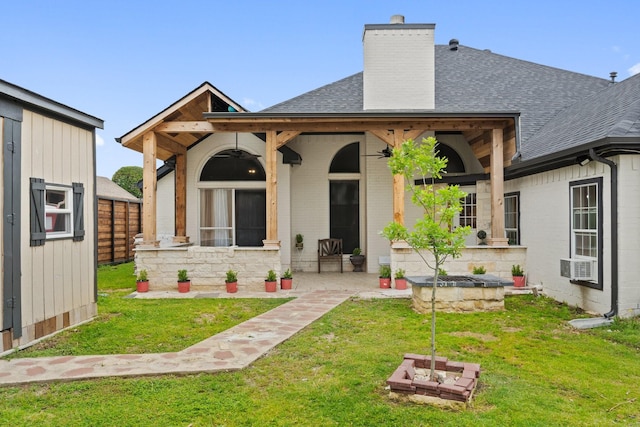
(447, 332, 498, 342)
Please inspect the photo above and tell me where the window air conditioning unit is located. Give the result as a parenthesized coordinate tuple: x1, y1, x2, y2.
(560, 258, 594, 281)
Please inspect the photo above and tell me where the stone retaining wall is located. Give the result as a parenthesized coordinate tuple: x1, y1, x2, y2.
(135, 245, 281, 292)
(412, 285, 505, 313)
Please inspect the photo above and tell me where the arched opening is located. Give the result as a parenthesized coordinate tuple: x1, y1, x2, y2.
(329, 142, 360, 253)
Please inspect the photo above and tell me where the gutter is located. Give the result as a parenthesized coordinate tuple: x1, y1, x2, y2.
(587, 149, 618, 318)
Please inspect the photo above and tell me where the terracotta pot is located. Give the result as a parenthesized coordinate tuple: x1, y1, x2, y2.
(280, 278, 293, 290)
(226, 281, 238, 293)
(395, 278, 407, 290)
(136, 280, 149, 293)
(265, 280, 277, 292)
(513, 276, 526, 288)
(379, 277, 391, 288)
(178, 280, 191, 293)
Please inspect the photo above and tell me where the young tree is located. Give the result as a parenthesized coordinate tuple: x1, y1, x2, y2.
(382, 137, 470, 381)
(112, 166, 143, 198)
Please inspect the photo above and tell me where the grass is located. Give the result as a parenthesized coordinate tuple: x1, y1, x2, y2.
(1, 263, 639, 426)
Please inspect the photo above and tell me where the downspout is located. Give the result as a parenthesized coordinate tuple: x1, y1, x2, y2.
(588, 149, 618, 318)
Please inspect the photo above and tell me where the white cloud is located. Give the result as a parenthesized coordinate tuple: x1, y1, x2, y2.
(96, 133, 105, 147)
(629, 63, 640, 76)
(242, 98, 265, 111)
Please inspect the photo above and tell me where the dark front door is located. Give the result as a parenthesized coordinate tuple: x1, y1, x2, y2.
(330, 180, 359, 253)
(2, 117, 21, 338)
(235, 190, 266, 246)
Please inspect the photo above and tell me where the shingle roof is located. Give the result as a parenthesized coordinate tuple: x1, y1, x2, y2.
(262, 44, 610, 151)
(96, 176, 141, 201)
(520, 72, 640, 159)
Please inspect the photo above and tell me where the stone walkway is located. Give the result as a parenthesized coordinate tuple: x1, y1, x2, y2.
(0, 290, 354, 386)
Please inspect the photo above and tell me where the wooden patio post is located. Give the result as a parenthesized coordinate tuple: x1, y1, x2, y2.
(393, 129, 405, 225)
(173, 151, 189, 243)
(488, 128, 509, 246)
(263, 131, 280, 248)
(142, 131, 159, 246)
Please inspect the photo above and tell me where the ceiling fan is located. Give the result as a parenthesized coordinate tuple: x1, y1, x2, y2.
(363, 146, 392, 159)
(214, 133, 261, 160)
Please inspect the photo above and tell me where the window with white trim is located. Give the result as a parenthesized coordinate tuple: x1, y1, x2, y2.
(504, 192, 520, 245)
(45, 185, 73, 236)
(571, 181, 598, 259)
(459, 193, 476, 229)
(30, 178, 84, 246)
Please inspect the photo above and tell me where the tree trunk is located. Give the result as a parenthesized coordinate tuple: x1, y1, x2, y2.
(430, 259, 439, 381)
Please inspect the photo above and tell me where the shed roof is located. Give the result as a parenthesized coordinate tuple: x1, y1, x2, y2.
(96, 176, 141, 202)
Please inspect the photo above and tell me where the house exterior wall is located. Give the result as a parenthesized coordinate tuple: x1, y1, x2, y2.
(616, 155, 640, 317)
(16, 110, 97, 348)
(506, 162, 613, 315)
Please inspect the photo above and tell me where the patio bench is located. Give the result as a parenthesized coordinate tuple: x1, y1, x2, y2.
(318, 238, 343, 273)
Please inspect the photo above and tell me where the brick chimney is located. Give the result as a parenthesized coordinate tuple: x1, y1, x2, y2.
(363, 15, 435, 110)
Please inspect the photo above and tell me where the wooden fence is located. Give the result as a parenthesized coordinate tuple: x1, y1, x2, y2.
(97, 197, 142, 265)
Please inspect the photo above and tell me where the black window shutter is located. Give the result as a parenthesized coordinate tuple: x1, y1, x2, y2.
(72, 182, 84, 241)
(30, 178, 46, 246)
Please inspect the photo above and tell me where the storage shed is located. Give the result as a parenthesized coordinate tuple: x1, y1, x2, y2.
(96, 176, 142, 265)
(1, 79, 103, 353)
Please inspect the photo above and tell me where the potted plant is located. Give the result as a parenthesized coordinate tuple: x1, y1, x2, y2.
(177, 269, 190, 293)
(349, 247, 366, 272)
(472, 265, 487, 274)
(136, 269, 149, 293)
(225, 269, 238, 293)
(512, 264, 525, 288)
(394, 268, 407, 290)
(265, 269, 278, 292)
(295, 234, 304, 249)
(379, 264, 392, 288)
(281, 268, 293, 290)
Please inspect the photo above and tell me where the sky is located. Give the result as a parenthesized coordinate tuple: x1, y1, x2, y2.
(2, 0, 639, 179)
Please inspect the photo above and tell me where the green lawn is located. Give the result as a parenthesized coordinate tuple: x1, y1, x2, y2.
(1, 263, 639, 426)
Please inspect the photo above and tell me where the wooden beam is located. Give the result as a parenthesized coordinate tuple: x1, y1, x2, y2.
(403, 129, 426, 142)
(155, 121, 215, 133)
(264, 131, 279, 246)
(276, 130, 301, 148)
(369, 129, 394, 146)
(393, 129, 405, 225)
(488, 128, 509, 247)
(173, 152, 189, 243)
(142, 132, 158, 246)
(155, 133, 188, 155)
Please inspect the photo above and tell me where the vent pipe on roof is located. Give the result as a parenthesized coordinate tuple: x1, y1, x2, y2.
(609, 71, 617, 83)
(449, 39, 459, 51)
(390, 15, 404, 24)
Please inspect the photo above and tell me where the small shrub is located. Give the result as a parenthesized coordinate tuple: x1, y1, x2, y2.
(394, 268, 406, 279)
(137, 269, 148, 282)
(282, 268, 292, 279)
(225, 269, 238, 283)
(266, 269, 277, 282)
(512, 264, 524, 276)
(472, 265, 487, 274)
(352, 248, 362, 256)
(178, 269, 189, 282)
(295, 234, 304, 244)
(379, 265, 391, 278)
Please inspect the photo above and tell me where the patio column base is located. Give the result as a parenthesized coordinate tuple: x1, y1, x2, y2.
(139, 240, 160, 248)
(262, 239, 281, 249)
(488, 238, 509, 247)
(173, 235, 190, 244)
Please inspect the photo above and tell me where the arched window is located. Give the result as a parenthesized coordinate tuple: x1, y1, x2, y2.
(329, 142, 360, 253)
(436, 143, 465, 173)
(199, 151, 266, 247)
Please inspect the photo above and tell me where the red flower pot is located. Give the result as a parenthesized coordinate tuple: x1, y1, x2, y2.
(395, 278, 407, 290)
(178, 280, 191, 293)
(136, 280, 149, 293)
(379, 277, 391, 288)
(280, 278, 293, 290)
(265, 280, 277, 292)
(226, 281, 238, 293)
(513, 276, 526, 288)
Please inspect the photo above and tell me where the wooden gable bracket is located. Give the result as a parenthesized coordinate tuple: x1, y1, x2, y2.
(276, 131, 301, 148)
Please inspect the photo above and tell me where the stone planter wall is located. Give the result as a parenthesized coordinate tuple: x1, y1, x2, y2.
(134, 244, 281, 292)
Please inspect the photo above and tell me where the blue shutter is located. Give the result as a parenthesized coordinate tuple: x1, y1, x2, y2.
(72, 182, 84, 241)
(30, 178, 45, 246)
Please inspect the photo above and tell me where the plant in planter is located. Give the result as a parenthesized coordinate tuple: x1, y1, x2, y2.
(136, 269, 149, 293)
(394, 268, 407, 290)
(281, 268, 293, 290)
(177, 269, 190, 293)
(295, 234, 304, 249)
(472, 265, 487, 274)
(265, 269, 278, 292)
(477, 229, 487, 245)
(512, 264, 525, 288)
(349, 247, 366, 272)
(225, 269, 238, 293)
(379, 264, 392, 288)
